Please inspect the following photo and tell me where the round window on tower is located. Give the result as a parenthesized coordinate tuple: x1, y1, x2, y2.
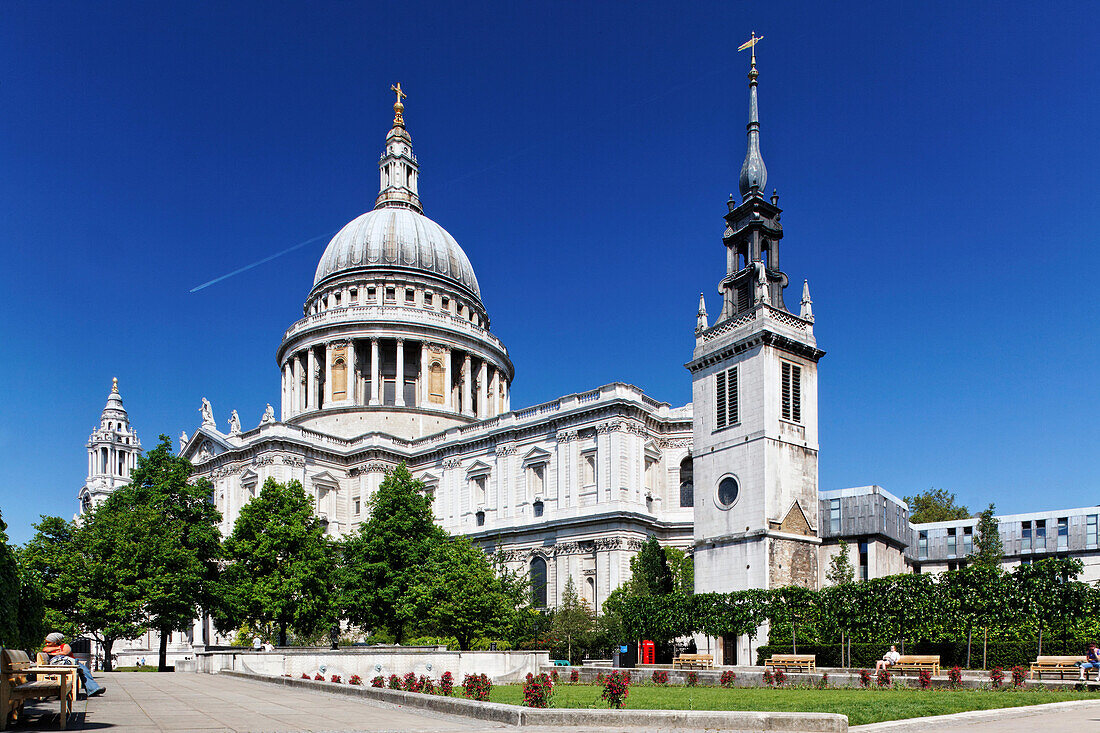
(716, 475, 740, 510)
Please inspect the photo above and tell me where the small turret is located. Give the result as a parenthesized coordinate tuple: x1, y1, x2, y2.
(800, 279, 814, 322)
(696, 293, 709, 333)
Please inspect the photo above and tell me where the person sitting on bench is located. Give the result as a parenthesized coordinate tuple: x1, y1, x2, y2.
(43, 632, 106, 697)
(1080, 643, 1099, 681)
(874, 645, 900, 674)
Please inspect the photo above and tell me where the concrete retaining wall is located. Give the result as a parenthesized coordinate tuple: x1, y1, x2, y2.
(222, 669, 848, 731)
(193, 646, 548, 683)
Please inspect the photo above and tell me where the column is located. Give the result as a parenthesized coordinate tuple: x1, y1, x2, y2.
(478, 361, 488, 418)
(443, 348, 453, 411)
(307, 348, 318, 410)
(489, 368, 500, 418)
(395, 339, 406, 407)
(281, 363, 291, 419)
(346, 339, 357, 404)
(294, 354, 303, 413)
(462, 353, 472, 416)
(419, 342, 429, 407)
(369, 338, 380, 405)
(502, 378, 510, 413)
(323, 342, 333, 405)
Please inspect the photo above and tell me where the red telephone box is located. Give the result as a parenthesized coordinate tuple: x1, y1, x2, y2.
(641, 640, 655, 665)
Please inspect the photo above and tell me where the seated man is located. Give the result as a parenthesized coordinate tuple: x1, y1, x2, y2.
(42, 632, 106, 697)
(874, 645, 900, 674)
(1080, 642, 1099, 681)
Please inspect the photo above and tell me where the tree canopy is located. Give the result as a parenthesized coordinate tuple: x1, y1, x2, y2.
(974, 503, 1004, 567)
(904, 488, 970, 523)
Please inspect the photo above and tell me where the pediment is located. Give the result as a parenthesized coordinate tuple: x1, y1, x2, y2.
(776, 501, 815, 537)
(643, 440, 662, 460)
(522, 446, 552, 465)
(310, 470, 340, 490)
(180, 427, 233, 464)
(465, 460, 492, 477)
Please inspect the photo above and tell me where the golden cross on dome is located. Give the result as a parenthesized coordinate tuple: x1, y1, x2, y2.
(391, 82, 407, 126)
(737, 31, 763, 67)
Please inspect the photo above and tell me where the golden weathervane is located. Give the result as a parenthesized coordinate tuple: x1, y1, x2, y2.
(737, 31, 763, 67)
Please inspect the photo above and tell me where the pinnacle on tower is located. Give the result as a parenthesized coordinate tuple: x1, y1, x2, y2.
(696, 292, 709, 333)
(800, 279, 814, 322)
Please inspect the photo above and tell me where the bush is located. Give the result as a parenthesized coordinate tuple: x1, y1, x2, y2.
(877, 669, 891, 687)
(569, 669, 579, 683)
(815, 673, 828, 689)
(421, 676, 435, 695)
(1011, 665, 1027, 687)
(720, 670, 737, 688)
(388, 674, 402, 690)
(330, 674, 342, 684)
(948, 666, 962, 687)
(756, 640, 1094, 670)
(370, 675, 384, 688)
(774, 669, 787, 686)
(764, 668, 775, 686)
(300, 673, 310, 680)
(440, 671, 454, 696)
(686, 671, 698, 687)
(462, 673, 492, 701)
(990, 667, 1004, 688)
(600, 670, 630, 709)
(403, 672, 420, 692)
(596, 671, 605, 684)
(523, 672, 554, 708)
(313, 673, 324, 681)
(918, 669, 931, 689)
(349, 675, 362, 686)
(859, 669, 872, 687)
(551, 669, 559, 684)
(652, 670, 669, 685)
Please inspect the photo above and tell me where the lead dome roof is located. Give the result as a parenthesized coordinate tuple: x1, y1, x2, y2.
(313, 207, 481, 300)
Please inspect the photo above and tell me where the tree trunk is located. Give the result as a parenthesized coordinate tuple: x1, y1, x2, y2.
(158, 628, 170, 672)
(101, 637, 115, 672)
(567, 634, 572, 665)
(279, 620, 288, 648)
(966, 625, 972, 669)
(839, 631, 844, 668)
(792, 624, 797, 655)
(1037, 625, 1043, 657)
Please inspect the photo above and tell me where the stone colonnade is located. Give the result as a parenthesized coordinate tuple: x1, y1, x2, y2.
(281, 338, 509, 419)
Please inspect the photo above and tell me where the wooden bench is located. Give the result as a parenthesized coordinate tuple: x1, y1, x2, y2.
(1, 649, 72, 730)
(672, 654, 714, 669)
(1031, 656, 1086, 680)
(764, 654, 816, 673)
(892, 655, 941, 676)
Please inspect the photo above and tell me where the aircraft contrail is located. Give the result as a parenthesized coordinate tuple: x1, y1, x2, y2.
(189, 231, 338, 293)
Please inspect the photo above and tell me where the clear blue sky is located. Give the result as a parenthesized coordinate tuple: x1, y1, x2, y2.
(2, 1, 1098, 544)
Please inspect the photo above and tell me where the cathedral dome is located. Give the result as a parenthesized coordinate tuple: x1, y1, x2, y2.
(313, 207, 481, 301)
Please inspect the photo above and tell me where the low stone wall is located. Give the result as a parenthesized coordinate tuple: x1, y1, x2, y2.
(192, 645, 548, 683)
(222, 670, 849, 731)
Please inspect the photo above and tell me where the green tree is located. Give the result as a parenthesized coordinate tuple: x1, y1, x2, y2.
(0, 508, 22, 648)
(629, 536, 674, 596)
(664, 547, 694, 595)
(1010, 557, 1087, 656)
(17, 516, 81, 638)
(768, 586, 818, 654)
(400, 535, 514, 650)
(339, 464, 443, 642)
(974, 503, 1004, 567)
(66, 499, 149, 670)
(824, 540, 855, 586)
(942, 564, 1007, 668)
(549, 576, 595, 663)
(904, 488, 970, 523)
(114, 436, 223, 670)
(219, 478, 334, 646)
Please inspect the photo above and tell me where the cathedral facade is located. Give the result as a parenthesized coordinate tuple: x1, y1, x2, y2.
(78, 61, 1099, 663)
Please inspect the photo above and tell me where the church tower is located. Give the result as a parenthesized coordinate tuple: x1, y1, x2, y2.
(688, 41, 825, 635)
(78, 378, 142, 515)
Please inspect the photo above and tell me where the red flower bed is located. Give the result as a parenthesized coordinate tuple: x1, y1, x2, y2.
(876, 669, 891, 687)
(462, 673, 492, 701)
(651, 670, 669, 685)
(313, 673, 324, 681)
(859, 669, 872, 687)
(387, 674, 402, 690)
(948, 666, 962, 687)
(918, 669, 932, 689)
(815, 673, 829, 689)
(349, 675, 362, 686)
(600, 670, 630, 709)
(300, 673, 310, 680)
(990, 667, 1004, 688)
(440, 671, 454, 696)
(1011, 665, 1027, 688)
(569, 669, 579, 683)
(403, 672, 420, 692)
(686, 671, 698, 687)
(720, 670, 736, 688)
(371, 676, 385, 687)
(523, 672, 553, 708)
(330, 674, 342, 684)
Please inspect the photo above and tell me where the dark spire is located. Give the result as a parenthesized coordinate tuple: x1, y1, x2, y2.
(738, 33, 767, 201)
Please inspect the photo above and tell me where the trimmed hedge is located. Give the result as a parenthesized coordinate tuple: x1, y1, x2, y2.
(756, 639, 1094, 670)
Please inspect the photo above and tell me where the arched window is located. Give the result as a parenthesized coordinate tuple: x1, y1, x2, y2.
(429, 361, 445, 404)
(679, 456, 694, 508)
(332, 356, 347, 400)
(530, 556, 548, 608)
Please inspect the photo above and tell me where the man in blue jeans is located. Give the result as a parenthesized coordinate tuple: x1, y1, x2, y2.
(1081, 642, 1100, 681)
(42, 632, 105, 697)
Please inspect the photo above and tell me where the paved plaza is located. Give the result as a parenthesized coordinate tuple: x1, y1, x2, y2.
(9, 672, 1100, 732)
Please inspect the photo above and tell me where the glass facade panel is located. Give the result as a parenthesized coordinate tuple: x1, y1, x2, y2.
(1057, 518, 1068, 550)
(1088, 515, 1098, 548)
(830, 499, 841, 534)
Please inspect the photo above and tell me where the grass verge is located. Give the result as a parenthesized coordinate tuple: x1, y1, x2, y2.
(488, 684, 1100, 726)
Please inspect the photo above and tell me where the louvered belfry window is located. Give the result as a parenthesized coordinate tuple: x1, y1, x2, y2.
(715, 366, 738, 429)
(781, 361, 802, 423)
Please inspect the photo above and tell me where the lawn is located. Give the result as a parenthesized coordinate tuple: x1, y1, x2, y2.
(488, 683, 1100, 726)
